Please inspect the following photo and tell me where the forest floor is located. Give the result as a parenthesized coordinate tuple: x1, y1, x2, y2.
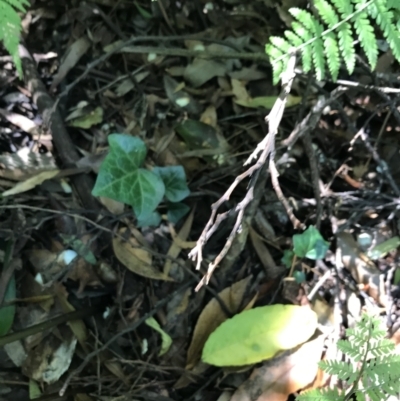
(1, 1, 400, 401)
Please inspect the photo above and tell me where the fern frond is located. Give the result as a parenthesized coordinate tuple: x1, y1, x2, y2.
(297, 387, 343, 401)
(0, 0, 29, 77)
(296, 314, 400, 401)
(266, 0, 400, 84)
(371, 0, 400, 61)
(352, 3, 378, 69)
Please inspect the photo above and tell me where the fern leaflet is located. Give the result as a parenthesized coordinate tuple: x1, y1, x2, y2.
(297, 314, 400, 401)
(266, 0, 400, 84)
(0, 0, 29, 77)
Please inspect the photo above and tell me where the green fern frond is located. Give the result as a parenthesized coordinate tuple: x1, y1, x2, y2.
(296, 314, 400, 401)
(0, 0, 29, 77)
(266, 0, 400, 84)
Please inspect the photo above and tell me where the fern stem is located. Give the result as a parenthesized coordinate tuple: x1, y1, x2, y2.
(343, 317, 373, 401)
(272, 0, 376, 65)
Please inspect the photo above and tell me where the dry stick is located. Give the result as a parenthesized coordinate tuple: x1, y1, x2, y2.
(280, 86, 348, 149)
(59, 280, 193, 396)
(302, 131, 323, 228)
(0, 305, 101, 347)
(189, 53, 297, 290)
(18, 44, 100, 213)
(269, 160, 305, 230)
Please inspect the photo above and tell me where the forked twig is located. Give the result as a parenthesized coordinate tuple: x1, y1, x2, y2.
(189, 53, 297, 291)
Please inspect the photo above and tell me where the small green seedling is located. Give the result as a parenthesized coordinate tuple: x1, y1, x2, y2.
(92, 134, 190, 226)
(282, 226, 329, 283)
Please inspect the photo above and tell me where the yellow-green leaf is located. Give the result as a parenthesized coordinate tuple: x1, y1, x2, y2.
(234, 95, 301, 109)
(145, 317, 172, 356)
(202, 304, 317, 366)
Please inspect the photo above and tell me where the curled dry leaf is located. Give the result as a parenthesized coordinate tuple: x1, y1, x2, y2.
(164, 209, 194, 276)
(2, 170, 60, 197)
(50, 36, 91, 91)
(230, 335, 324, 401)
(113, 235, 173, 281)
(185, 276, 253, 369)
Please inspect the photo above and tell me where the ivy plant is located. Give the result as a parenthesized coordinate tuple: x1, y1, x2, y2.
(92, 134, 190, 226)
(297, 314, 400, 401)
(0, 0, 29, 77)
(282, 226, 329, 283)
(266, 0, 400, 84)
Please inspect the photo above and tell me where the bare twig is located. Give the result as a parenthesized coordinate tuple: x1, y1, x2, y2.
(189, 53, 297, 290)
(269, 159, 305, 230)
(280, 87, 348, 149)
(302, 131, 323, 228)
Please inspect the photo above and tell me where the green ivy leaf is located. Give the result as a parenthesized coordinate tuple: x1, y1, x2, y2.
(293, 270, 306, 283)
(136, 210, 162, 228)
(92, 134, 165, 218)
(293, 226, 329, 260)
(167, 202, 190, 224)
(153, 166, 190, 202)
(282, 249, 295, 268)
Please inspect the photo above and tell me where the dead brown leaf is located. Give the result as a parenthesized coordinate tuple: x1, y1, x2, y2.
(230, 334, 324, 401)
(51, 36, 91, 91)
(113, 235, 173, 281)
(2, 170, 60, 197)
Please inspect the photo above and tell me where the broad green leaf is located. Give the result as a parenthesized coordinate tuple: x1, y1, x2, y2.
(202, 304, 317, 366)
(167, 202, 190, 224)
(367, 236, 400, 260)
(0, 274, 16, 337)
(293, 226, 329, 260)
(136, 210, 162, 228)
(145, 317, 172, 356)
(92, 134, 165, 218)
(395, 269, 400, 285)
(153, 166, 190, 202)
(67, 106, 103, 129)
(175, 119, 221, 150)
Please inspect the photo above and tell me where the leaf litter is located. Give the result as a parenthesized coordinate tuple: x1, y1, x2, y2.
(0, 1, 400, 401)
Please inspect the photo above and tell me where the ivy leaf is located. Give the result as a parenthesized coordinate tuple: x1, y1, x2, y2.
(293, 226, 329, 260)
(282, 249, 295, 268)
(153, 166, 190, 202)
(137, 210, 162, 228)
(293, 270, 306, 283)
(92, 134, 165, 218)
(167, 202, 190, 224)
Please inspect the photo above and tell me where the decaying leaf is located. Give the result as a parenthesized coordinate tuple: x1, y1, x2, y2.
(230, 334, 324, 401)
(50, 36, 91, 90)
(22, 331, 77, 384)
(186, 276, 253, 369)
(2, 170, 60, 197)
(164, 208, 194, 276)
(113, 234, 173, 281)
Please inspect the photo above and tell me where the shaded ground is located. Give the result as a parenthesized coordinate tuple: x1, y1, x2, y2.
(1, 1, 400, 401)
